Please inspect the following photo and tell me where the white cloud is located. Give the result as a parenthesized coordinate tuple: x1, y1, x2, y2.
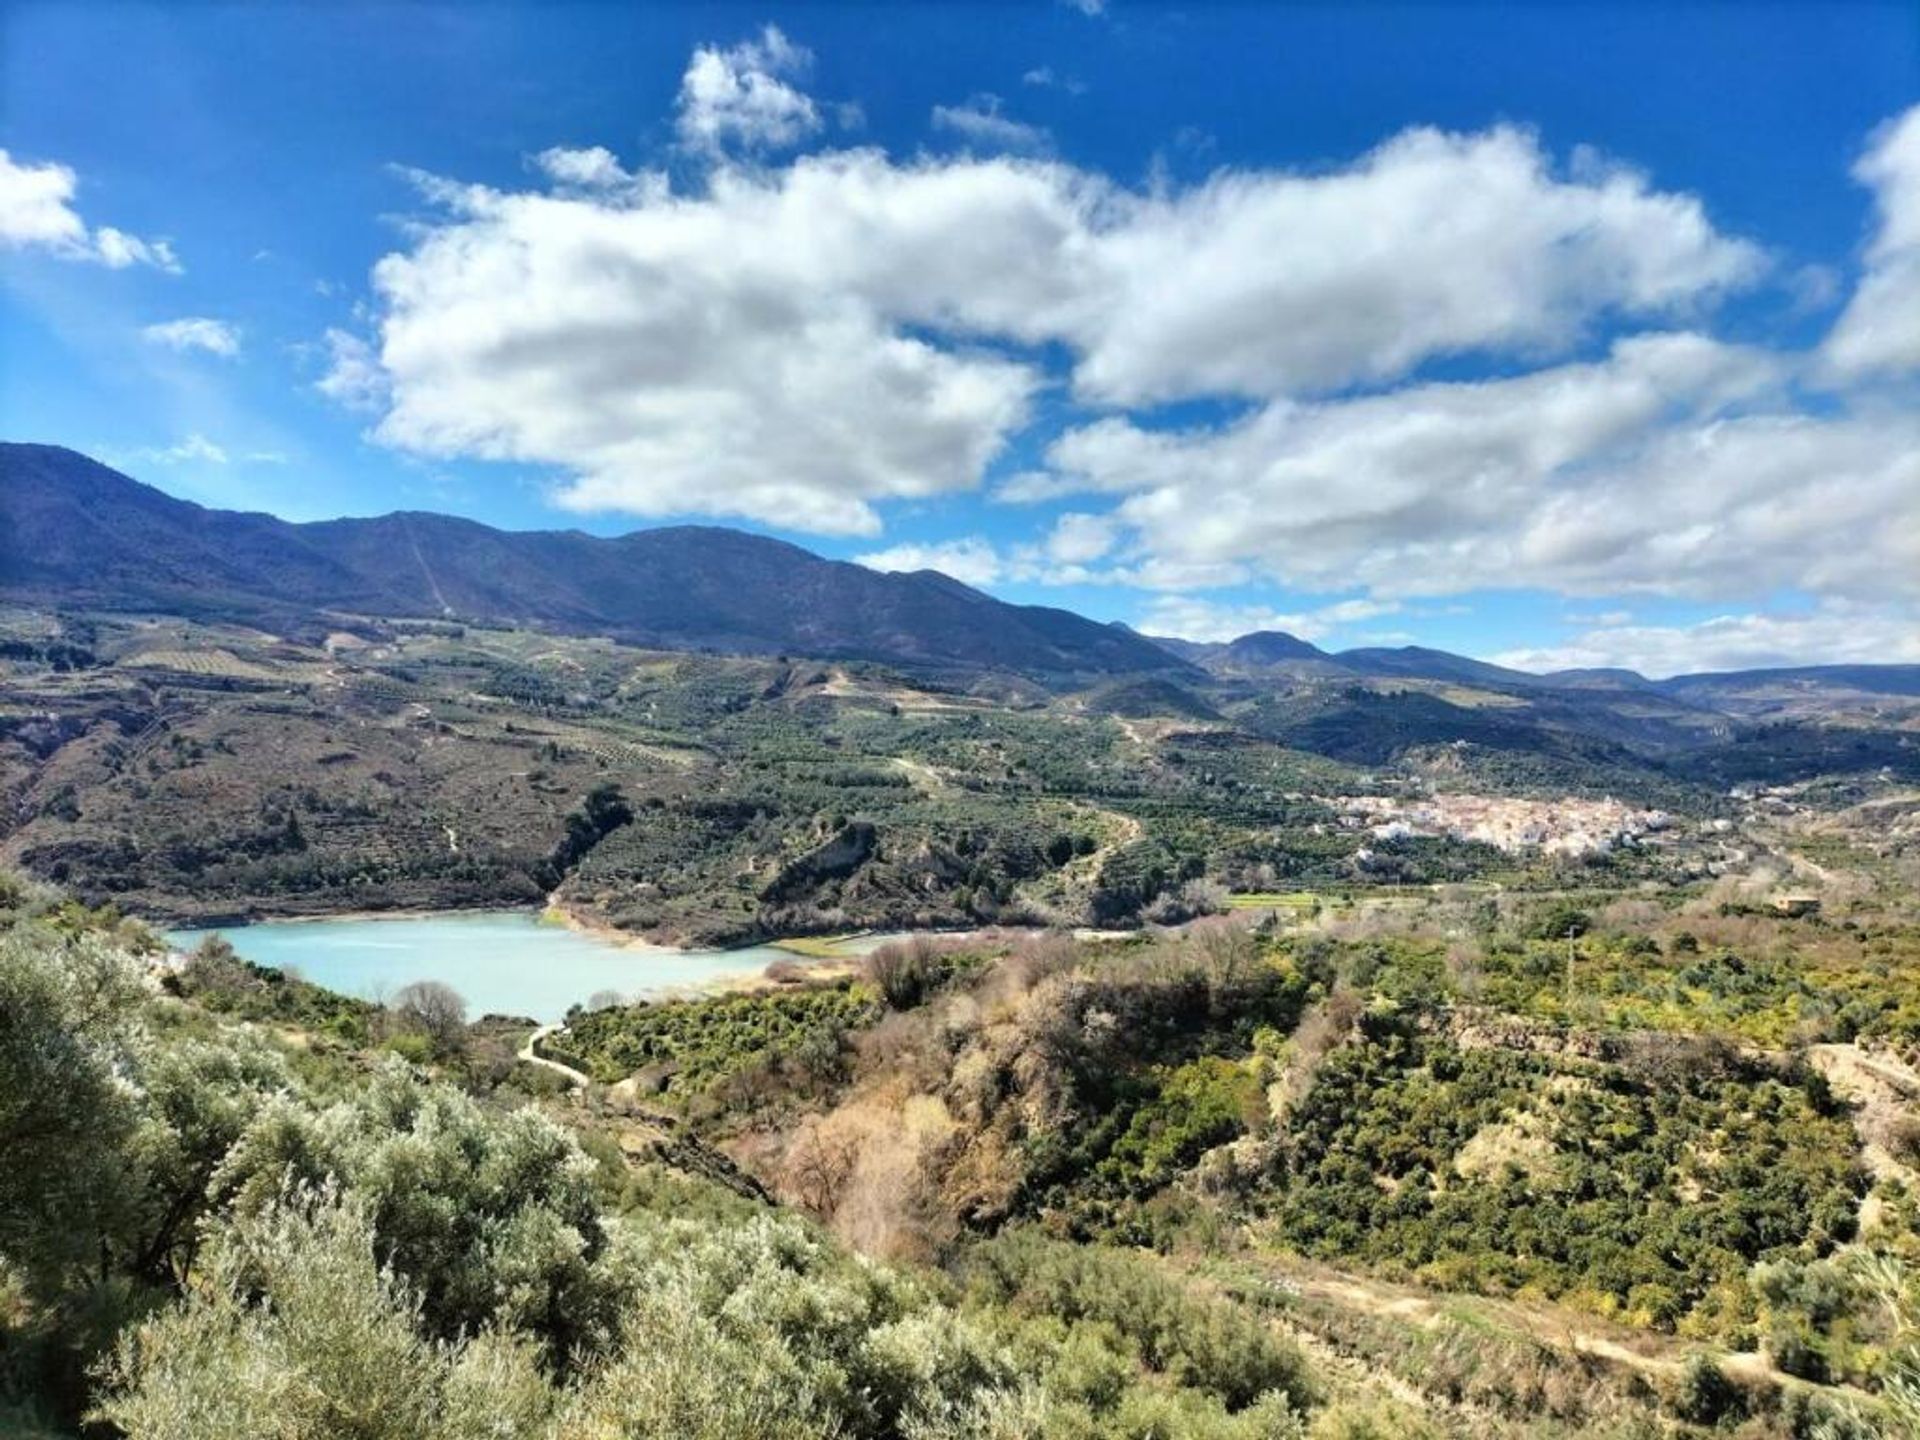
(931, 96, 1049, 152)
(0, 149, 179, 271)
(1823, 104, 1920, 379)
(1045, 512, 1118, 564)
(1027, 331, 1920, 604)
(1494, 604, 1920, 678)
(1020, 67, 1084, 94)
(1565, 609, 1635, 628)
(340, 158, 1047, 533)
(676, 26, 820, 158)
(318, 71, 1909, 655)
(135, 434, 230, 466)
(855, 538, 1004, 587)
(316, 328, 390, 412)
(142, 317, 240, 357)
(1138, 595, 1400, 644)
(1058, 125, 1762, 404)
(533, 145, 642, 191)
(855, 525, 1139, 590)
(331, 71, 1764, 537)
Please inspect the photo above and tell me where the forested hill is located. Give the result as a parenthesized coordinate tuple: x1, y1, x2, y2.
(0, 444, 1183, 680)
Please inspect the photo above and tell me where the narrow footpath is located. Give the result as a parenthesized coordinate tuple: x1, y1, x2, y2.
(518, 1024, 591, 1087)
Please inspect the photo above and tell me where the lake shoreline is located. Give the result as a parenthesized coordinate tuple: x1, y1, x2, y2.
(162, 899, 854, 958)
(155, 908, 904, 1022)
(158, 905, 1149, 1019)
(161, 899, 1034, 959)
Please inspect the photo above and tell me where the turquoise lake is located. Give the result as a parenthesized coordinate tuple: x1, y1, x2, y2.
(163, 911, 850, 1022)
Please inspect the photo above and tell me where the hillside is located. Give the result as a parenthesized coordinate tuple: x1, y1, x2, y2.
(4, 605, 1918, 941)
(0, 444, 1183, 681)
(11, 443, 1920, 709)
(9, 874, 1919, 1438)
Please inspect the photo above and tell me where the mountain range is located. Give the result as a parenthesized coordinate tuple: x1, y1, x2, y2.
(0, 444, 1174, 678)
(5, 442, 1918, 706)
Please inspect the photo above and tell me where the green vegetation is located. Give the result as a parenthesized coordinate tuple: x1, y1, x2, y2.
(10, 854, 1920, 1436)
(1266, 1013, 1863, 1332)
(7, 605, 1920, 1437)
(548, 980, 880, 1105)
(5, 608, 1850, 945)
(1, 881, 1332, 1438)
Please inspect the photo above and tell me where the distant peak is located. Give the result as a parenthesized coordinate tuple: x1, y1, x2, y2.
(1224, 629, 1326, 660)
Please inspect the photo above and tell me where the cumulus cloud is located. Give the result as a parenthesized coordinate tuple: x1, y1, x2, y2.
(1494, 604, 1920, 679)
(314, 30, 1909, 669)
(1823, 104, 1920, 379)
(316, 328, 390, 412)
(1059, 126, 1762, 404)
(142, 317, 240, 356)
(336, 72, 1920, 667)
(134, 434, 230, 466)
(931, 96, 1049, 152)
(1045, 512, 1119, 564)
(533, 145, 643, 191)
(1021, 68, 1085, 95)
(329, 55, 1767, 538)
(855, 538, 1006, 587)
(857, 522, 1137, 589)
(676, 26, 821, 157)
(348, 164, 1038, 533)
(0, 149, 178, 271)
(1026, 331, 1920, 604)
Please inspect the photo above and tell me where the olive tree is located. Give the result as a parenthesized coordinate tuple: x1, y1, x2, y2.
(0, 929, 146, 1299)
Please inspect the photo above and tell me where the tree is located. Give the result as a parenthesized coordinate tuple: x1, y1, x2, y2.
(95, 1190, 557, 1440)
(541, 783, 634, 886)
(212, 1060, 622, 1370)
(392, 979, 468, 1054)
(0, 929, 145, 1300)
(863, 936, 943, 1010)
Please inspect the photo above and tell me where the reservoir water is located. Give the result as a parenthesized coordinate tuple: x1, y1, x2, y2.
(163, 911, 853, 1022)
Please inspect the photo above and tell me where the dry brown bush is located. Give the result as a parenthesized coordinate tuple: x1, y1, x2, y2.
(1274, 987, 1363, 1121)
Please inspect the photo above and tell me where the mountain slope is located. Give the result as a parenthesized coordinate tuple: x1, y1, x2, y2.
(0, 444, 1184, 679)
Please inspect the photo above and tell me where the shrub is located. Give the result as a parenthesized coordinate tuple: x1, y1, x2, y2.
(1667, 1353, 1744, 1425)
(864, 936, 940, 1010)
(391, 979, 469, 1054)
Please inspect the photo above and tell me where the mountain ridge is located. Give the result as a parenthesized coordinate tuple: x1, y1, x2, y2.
(0, 443, 1184, 680)
(5, 442, 1916, 700)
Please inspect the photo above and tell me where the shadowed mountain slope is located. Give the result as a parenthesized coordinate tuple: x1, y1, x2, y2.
(0, 444, 1185, 679)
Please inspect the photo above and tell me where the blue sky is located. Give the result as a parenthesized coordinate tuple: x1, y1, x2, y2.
(2, 1, 1916, 674)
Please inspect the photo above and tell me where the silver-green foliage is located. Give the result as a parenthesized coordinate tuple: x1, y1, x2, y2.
(2, 914, 1313, 1438)
(98, 1192, 1310, 1440)
(0, 929, 147, 1299)
(210, 1058, 624, 1371)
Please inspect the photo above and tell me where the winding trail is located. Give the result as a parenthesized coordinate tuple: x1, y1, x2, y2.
(518, 1024, 591, 1087)
(1236, 1254, 1841, 1397)
(1809, 1041, 1920, 1218)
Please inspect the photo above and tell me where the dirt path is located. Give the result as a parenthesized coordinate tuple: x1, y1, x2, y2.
(1245, 1255, 1813, 1393)
(1810, 1042, 1920, 1201)
(889, 757, 954, 796)
(518, 1025, 590, 1087)
(1077, 804, 1142, 865)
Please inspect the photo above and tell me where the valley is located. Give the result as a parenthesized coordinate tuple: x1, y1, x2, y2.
(4, 449, 1920, 1439)
(4, 578, 1916, 954)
